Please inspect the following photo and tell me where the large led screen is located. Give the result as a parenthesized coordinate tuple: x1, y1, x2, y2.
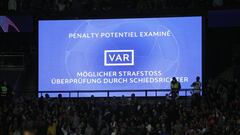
(39, 16, 202, 97)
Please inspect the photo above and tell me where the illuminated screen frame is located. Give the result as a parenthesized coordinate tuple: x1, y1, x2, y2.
(38, 15, 205, 98)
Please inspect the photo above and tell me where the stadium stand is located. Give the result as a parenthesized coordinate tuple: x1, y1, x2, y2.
(0, 0, 240, 135)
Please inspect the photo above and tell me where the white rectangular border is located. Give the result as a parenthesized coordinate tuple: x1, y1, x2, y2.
(104, 50, 134, 66)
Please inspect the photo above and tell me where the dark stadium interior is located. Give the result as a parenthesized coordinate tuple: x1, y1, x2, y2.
(1, 0, 240, 135)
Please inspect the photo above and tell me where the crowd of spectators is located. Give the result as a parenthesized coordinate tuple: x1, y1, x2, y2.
(1, 0, 240, 15)
(0, 77, 240, 135)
